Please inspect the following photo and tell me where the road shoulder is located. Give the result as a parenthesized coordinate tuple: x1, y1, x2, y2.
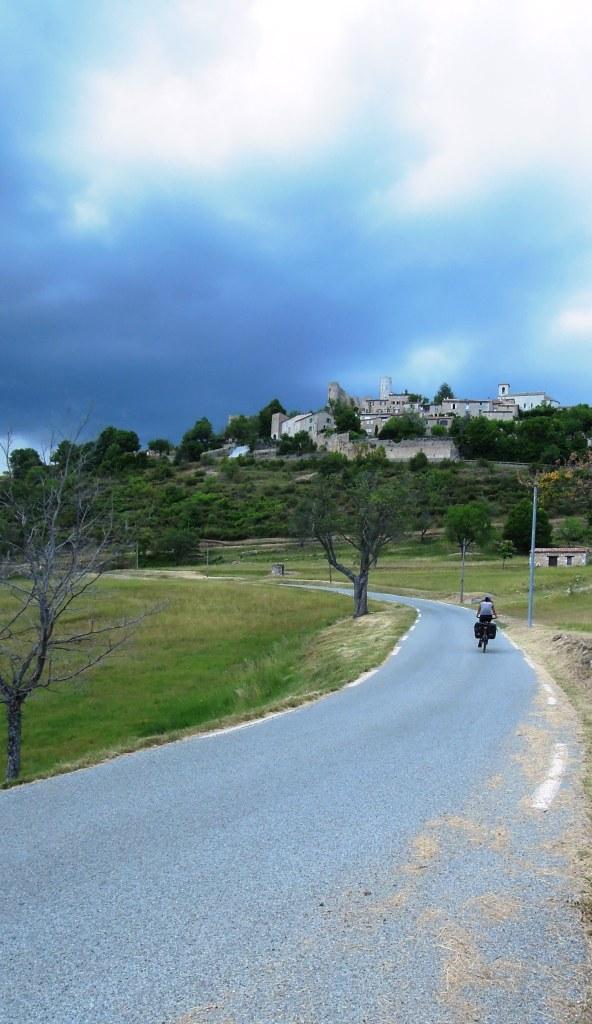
(504, 618, 592, 1021)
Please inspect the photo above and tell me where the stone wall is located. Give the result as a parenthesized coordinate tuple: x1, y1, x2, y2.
(322, 434, 459, 462)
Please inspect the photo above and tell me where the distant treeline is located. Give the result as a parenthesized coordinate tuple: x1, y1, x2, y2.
(450, 404, 592, 464)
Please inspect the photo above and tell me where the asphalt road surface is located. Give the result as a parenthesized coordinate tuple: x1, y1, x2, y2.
(1, 592, 589, 1024)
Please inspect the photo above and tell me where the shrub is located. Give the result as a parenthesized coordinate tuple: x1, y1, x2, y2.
(409, 451, 429, 471)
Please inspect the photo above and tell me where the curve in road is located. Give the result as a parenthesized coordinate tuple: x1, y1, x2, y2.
(1, 592, 588, 1023)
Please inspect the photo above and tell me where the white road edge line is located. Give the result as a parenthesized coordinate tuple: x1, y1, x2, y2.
(203, 612, 418, 730)
(542, 683, 558, 706)
(532, 743, 568, 810)
(506, 637, 558, 705)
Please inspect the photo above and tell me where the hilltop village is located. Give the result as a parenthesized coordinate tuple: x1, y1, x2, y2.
(264, 378, 560, 463)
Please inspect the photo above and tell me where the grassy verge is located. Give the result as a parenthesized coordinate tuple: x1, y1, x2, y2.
(503, 617, 592, 958)
(503, 619, 592, 803)
(1, 576, 414, 785)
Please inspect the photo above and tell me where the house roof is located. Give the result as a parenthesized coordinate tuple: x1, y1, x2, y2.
(535, 547, 588, 553)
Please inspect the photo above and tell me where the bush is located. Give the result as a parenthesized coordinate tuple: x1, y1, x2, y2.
(149, 462, 174, 480)
(409, 451, 429, 472)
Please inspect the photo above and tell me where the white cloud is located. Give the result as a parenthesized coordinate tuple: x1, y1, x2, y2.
(532, 294, 592, 386)
(397, 335, 472, 394)
(73, 0, 365, 173)
(553, 301, 592, 340)
(367, 0, 592, 211)
(71, 196, 109, 231)
(57, 0, 592, 215)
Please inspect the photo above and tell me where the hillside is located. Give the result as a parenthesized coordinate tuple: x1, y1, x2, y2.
(104, 455, 553, 562)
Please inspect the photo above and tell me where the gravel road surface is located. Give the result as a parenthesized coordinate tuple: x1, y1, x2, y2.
(1, 592, 588, 1023)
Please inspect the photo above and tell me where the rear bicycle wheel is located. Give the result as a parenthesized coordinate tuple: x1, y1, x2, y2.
(482, 633, 488, 652)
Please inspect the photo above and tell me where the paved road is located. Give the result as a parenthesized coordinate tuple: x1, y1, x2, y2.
(1, 593, 588, 1024)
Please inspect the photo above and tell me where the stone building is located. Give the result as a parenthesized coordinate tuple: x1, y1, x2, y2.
(534, 548, 588, 568)
(497, 383, 559, 411)
(271, 410, 334, 441)
(270, 376, 560, 448)
(329, 378, 557, 438)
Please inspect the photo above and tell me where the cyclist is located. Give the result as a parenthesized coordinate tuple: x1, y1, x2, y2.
(476, 595, 497, 647)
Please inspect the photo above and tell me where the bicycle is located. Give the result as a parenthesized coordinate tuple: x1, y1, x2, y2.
(475, 618, 496, 652)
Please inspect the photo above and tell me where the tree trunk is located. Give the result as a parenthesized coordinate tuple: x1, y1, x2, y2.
(6, 697, 24, 781)
(353, 573, 369, 618)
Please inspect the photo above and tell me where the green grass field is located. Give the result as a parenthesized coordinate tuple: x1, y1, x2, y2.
(4, 534, 591, 785)
(201, 539, 592, 631)
(1, 577, 413, 784)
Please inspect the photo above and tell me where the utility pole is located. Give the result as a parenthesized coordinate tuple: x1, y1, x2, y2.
(460, 538, 466, 604)
(527, 482, 538, 627)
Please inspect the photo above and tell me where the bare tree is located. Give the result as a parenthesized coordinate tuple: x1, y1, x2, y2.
(0, 442, 142, 781)
(294, 467, 408, 618)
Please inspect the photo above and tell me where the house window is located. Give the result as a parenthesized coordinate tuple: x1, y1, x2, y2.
(548, 555, 558, 567)
(566, 555, 573, 566)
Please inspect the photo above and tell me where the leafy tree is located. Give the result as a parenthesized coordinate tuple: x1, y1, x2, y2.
(176, 418, 214, 463)
(8, 448, 43, 479)
(433, 382, 455, 404)
(495, 539, 516, 568)
(0, 445, 143, 780)
(379, 413, 425, 442)
(91, 427, 142, 474)
(557, 516, 587, 544)
(224, 414, 259, 448)
(504, 497, 552, 554)
(293, 467, 408, 617)
(451, 416, 499, 460)
(430, 424, 448, 437)
(147, 438, 172, 456)
(51, 440, 83, 469)
(329, 399, 362, 434)
(445, 502, 492, 602)
(152, 526, 199, 563)
(409, 468, 445, 541)
(258, 398, 286, 438)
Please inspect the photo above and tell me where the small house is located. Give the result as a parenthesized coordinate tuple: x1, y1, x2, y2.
(534, 547, 588, 568)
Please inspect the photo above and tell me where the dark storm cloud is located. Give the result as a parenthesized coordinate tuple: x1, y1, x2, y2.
(3, 1, 592, 454)
(2, 156, 586, 446)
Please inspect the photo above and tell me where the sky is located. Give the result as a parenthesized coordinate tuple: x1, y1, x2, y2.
(3, 0, 592, 452)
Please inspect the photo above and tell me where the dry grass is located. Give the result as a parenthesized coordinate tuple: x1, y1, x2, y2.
(465, 891, 523, 923)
